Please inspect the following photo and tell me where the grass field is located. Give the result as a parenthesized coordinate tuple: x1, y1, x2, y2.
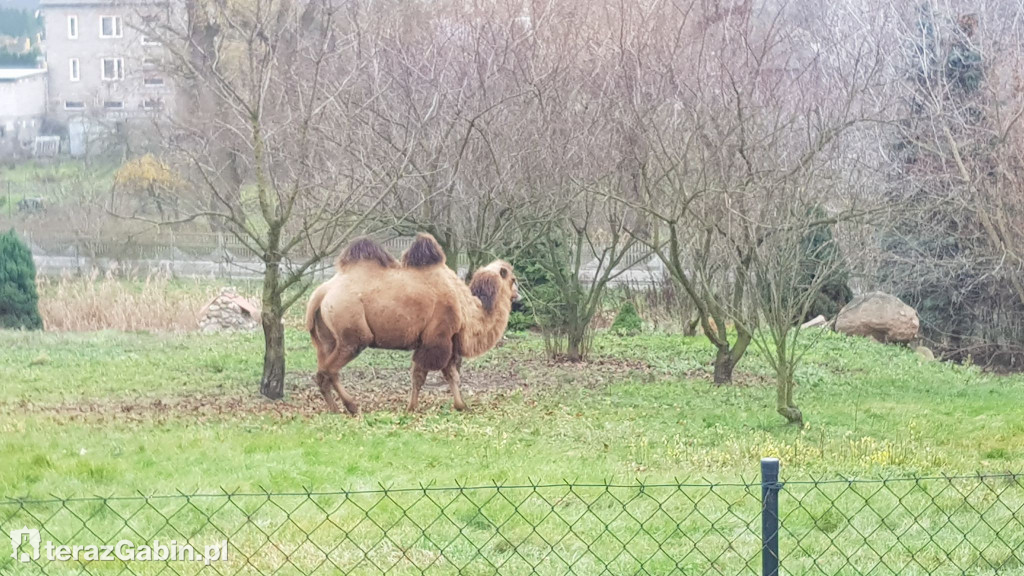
(1, 328, 1023, 574)
(3, 328, 1023, 495)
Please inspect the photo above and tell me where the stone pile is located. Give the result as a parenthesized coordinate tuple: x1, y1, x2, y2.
(198, 287, 261, 333)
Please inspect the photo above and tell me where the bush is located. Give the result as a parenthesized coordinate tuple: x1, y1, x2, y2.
(799, 205, 852, 321)
(610, 301, 643, 335)
(506, 310, 535, 332)
(509, 237, 569, 332)
(0, 229, 43, 330)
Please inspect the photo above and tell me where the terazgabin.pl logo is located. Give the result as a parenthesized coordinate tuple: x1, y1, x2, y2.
(9, 527, 227, 565)
(10, 527, 40, 562)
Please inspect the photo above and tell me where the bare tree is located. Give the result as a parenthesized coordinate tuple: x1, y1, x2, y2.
(133, 0, 406, 399)
(880, 0, 1024, 368)
(607, 0, 885, 385)
(354, 1, 563, 275)
(533, 184, 642, 361)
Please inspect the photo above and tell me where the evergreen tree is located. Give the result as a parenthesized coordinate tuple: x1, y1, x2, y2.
(798, 206, 852, 321)
(610, 301, 643, 335)
(0, 230, 43, 330)
(881, 6, 1024, 363)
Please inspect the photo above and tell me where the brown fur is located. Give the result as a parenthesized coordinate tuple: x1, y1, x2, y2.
(306, 241, 519, 415)
(470, 274, 499, 313)
(336, 237, 398, 270)
(401, 233, 446, 268)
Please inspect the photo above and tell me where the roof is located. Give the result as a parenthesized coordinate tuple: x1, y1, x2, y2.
(0, 68, 46, 82)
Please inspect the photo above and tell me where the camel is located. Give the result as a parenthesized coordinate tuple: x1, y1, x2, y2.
(305, 233, 519, 415)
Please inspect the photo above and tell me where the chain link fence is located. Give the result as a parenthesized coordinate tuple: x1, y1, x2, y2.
(2, 462, 1022, 575)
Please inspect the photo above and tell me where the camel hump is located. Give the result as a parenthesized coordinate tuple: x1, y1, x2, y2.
(402, 233, 446, 268)
(336, 237, 398, 269)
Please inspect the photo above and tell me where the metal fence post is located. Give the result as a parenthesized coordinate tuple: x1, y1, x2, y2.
(761, 458, 781, 576)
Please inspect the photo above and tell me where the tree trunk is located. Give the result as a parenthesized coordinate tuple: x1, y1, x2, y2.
(260, 256, 286, 399)
(713, 345, 735, 384)
(567, 337, 582, 362)
(775, 368, 803, 426)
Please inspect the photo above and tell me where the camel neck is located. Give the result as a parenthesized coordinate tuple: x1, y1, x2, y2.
(460, 299, 512, 358)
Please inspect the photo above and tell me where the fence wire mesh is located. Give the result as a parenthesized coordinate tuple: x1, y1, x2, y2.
(1, 473, 1021, 575)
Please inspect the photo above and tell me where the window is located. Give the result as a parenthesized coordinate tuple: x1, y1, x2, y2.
(100, 15, 122, 38)
(69, 58, 79, 81)
(142, 56, 162, 71)
(142, 97, 163, 110)
(144, 77, 164, 86)
(64, 101, 85, 110)
(103, 100, 124, 109)
(140, 34, 161, 46)
(67, 15, 78, 39)
(101, 58, 124, 81)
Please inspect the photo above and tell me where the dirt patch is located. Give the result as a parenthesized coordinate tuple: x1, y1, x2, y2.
(9, 365, 532, 424)
(5, 356, 680, 425)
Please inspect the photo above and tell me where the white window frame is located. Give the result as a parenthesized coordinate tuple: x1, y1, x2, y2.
(69, 58, 79, 81)
(64, 100, 85, 110)
(100, 58, 124, 81)
(144, 77, 164, 86)
(67, 15, 78, 39)
(103, 100, 125, 110)
(142, 97, 163, 110)
(140, 34, 161, 46)
(99, 15, 122, 38)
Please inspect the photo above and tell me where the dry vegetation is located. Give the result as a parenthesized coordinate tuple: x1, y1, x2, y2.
(36, 270, 216, 332)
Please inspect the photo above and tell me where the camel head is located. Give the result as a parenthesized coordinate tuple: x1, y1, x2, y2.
(469, 260, 520, 313)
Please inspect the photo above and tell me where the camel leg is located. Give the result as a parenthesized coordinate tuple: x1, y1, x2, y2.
(408, 363, 429, 413)
(332, 378, 359, 417)
(315, 372, 342, 414)
(441, 357, 468, 412)
(316, 346, 361, 416)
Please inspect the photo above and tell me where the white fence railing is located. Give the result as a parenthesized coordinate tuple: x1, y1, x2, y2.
(20, 231, 666, 286)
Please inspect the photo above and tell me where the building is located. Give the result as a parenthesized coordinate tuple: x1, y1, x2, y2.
(0, 68, 47, 157)
(39, 0, 172, 128)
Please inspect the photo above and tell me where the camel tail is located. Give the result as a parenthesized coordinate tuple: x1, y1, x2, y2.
(401, 233, 446, 268)
(336, 237, 398, 270)
(306, 285, 337, 356)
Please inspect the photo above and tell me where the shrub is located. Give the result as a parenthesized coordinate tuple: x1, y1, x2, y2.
(509, 238, 567, 332)
(0, 229, 43, 330)
(610, 301, 643, 335)
(798, 205, 852, 321)
(506, 310, 535, 332)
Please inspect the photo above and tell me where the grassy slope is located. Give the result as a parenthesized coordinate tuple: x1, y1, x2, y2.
(2, 329, 1022, 498)
(2, 329, 1023, 575)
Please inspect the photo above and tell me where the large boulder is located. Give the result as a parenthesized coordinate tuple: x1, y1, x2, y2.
(834, 292, 919, 344)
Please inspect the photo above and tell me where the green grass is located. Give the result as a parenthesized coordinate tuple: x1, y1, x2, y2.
(0, 159, 116, 188)
(0, 159, 116, 222)
(1, 329, 1022, 574)
(2, 329, 1022, 492)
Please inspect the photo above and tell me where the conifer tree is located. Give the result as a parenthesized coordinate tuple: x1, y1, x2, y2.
(0, 230, 43, 330)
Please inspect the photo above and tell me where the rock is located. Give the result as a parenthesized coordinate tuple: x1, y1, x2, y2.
(801, 315, 827, 329)
(834, 292, 919, 344)
(197, 287, 261, 332)
(913, 345, 935, 361)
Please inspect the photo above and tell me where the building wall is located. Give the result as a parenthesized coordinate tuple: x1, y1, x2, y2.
(42, 3, 172, 121)
(0, 73, 46, 157)
(0, 74, 46, 118)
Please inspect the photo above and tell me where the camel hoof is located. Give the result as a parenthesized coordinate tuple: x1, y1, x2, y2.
(453, 402, 468, 412)
(343, 402, 360, 417)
